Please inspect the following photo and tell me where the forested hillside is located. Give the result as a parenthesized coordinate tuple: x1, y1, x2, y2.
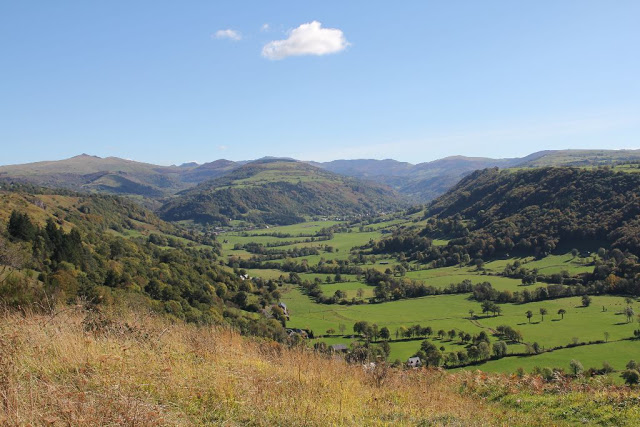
(367, 167, 640, 294)
(159, 159, 406, 226)
(0, 183, 286, 339)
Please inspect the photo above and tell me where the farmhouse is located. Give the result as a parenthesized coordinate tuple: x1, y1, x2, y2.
(330, 344, 348, 353)
(407, 357, 421, 368)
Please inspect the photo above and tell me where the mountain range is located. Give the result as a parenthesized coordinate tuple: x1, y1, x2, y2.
(1, 149, 638, 206)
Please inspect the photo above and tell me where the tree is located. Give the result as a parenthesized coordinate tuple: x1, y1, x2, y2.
(372, 324, 380, 342)
(356, 288, 364, 299)
(396, 326, 407, 340)
(481, 301, 492, 316)
(478, 342, 491, 360)
(604, 331, 610, 342)
(338, 323, 346, 335)
(380, 341, 391, 358)
(569, 359, 584, 376)
(445, 352, 459, 366)
(380, 326, 390, 341)
(526, 310, 533, 323)
(558, 308, 566, 320)
(621, 369, 640, 386)
(539, 308, 547, 321)
(333, 290, 346, 300)
(467, 345, 480, 361)
(571, 248, 579, 258)
(627, 360, 640, 370)
(582, 295, 592, 307)
(447, 329, 456, 341)
(625, 306, 635, 323)
(437, 329, 446, 340)
(0, 236, 26, 286)
(353, 321, 370, 336)
(7, 210, 36, 241)
(493, 304, 502, 317)
(492, 341, 508, 358)
(326, 328, 335, 335)
(469, 309, 475, 319)
(420, 340, 443, 367)
(597, 247, 607, 259)
(532, 342, 541, 354)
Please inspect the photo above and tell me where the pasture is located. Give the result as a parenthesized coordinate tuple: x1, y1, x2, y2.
(221, 217, 638, 374)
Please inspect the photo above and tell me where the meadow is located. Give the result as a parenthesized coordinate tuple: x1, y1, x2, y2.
(222, 217, 638, 376)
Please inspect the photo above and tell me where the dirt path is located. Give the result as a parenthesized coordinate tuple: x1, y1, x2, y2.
(469, 318, 498, 335)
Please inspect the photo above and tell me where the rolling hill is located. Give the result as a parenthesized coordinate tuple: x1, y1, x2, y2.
(158, 159, 407, 225)
(0, 154, 188, 196)
(371, 166, 640, 265)
(316, 149, 640, 202)
(2, 149, 639, 203)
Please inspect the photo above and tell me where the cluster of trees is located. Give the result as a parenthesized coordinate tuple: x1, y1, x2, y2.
(1, 207, 289, 342)
(230, 256, 363, 275)
(413, 333, 496, 368)
(364, 269, 474, 302)
(528, 359, 640, 386)
(502, 261, 585, 286)
(233, 237, 330, 252)
(298, 275, 365, 305)
(345, 319, 525, 369)
(244, 246, 322, 262)
(471, 281, 584, 305)
(411, 324, 529, 368)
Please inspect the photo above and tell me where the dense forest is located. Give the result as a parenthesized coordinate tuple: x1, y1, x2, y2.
(370, 167, 640, 258)
(364, 167, 640, 297)
(0, 184, 287, 340)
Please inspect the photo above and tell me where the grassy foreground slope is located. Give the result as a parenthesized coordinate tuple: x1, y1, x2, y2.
(3, 306, 640, 426)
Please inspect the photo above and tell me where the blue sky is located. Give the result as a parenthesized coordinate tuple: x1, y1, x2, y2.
(1, 1, 639, 166)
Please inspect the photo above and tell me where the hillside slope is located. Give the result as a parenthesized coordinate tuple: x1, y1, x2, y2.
(4, 307, 635, 426)
(0, 154, 188, 196)
(159, 159, 406, 225)
(317, 149, 640, 202)
(371, 166, 640, 263)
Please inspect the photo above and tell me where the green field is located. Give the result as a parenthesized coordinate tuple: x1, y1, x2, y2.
(472, 339, 640, 375)
(219, 217, 639, 374)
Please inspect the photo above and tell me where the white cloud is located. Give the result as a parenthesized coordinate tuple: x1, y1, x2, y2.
(262, 21, 349, 60)
(218, 145, 228, 151)
(261, 23, 270, 32)
(213, 29, 242, 41)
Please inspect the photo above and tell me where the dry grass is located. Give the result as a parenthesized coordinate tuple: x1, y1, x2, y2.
(0, 306, 547, 426)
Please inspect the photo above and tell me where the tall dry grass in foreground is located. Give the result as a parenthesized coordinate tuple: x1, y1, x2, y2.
(0, 306, 543, 426)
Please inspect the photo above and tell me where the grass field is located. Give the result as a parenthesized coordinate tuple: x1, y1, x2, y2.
(472, 339, 640, 376)
(219, 217, 639, 375)
(483, 253, 597, 276)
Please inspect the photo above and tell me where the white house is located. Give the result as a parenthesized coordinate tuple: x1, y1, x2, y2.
(407, 356, 421, 368)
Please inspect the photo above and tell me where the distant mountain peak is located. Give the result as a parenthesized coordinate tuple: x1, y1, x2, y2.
(179, 162, 200, 168)
(73, 153, 101, 159)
